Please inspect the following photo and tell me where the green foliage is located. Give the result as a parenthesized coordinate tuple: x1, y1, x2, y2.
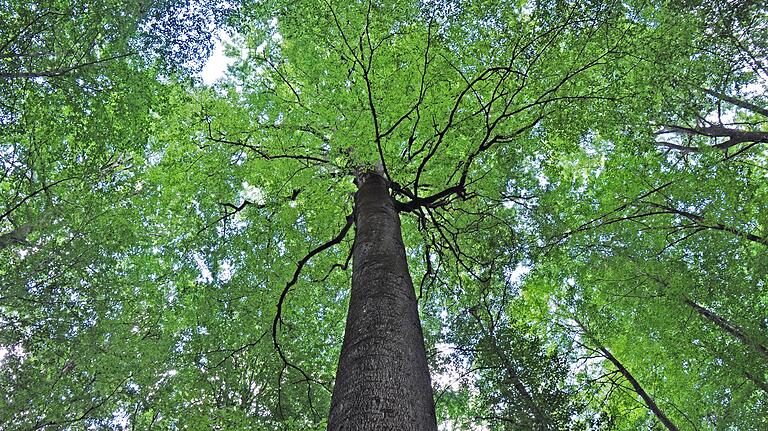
(1, 0, 766, 430)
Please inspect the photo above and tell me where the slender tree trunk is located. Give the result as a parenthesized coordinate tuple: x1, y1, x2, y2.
(699, 342, 768, 394)
(684, 299, 768, 359)
(502, 361, 552, 430)
(745, 371, 768, 394)
(575, 319, 679, 431)
(487, 335, 552, 430)
(597, 345, 679, 431)
(328, 172, 437, 430)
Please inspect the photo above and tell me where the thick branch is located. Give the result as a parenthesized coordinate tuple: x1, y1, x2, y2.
(205, 120, 329, 165)
(659, 124, 768, 152)
(0, 177, 74, 223)
(646, 203, 767, 246)
(699, 87, 768, 117)
(0, 223, 32, 250)
(272, 214, 354, 340)
(394, 183, 466, 213)
(0, 52, 136, 80)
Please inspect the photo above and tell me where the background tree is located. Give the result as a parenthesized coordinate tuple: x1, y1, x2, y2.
(529, 1, 768, 429)
(0, 0, 234, 429)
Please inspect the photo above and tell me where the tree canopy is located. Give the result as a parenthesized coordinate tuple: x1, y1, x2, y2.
(1, 0, 766, 430)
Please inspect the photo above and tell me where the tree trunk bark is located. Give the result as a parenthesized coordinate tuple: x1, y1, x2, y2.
(328, 172, 437, 431)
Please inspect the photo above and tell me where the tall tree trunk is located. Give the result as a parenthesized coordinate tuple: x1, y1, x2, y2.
(328, 172, 437, 430)
(684, 299, 768, 359)
(499, 354, 553, 430)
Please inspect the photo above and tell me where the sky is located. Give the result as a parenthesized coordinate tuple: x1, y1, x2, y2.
(199, 34, 234, 84)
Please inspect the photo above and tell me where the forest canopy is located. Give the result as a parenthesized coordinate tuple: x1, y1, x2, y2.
(1, 0, 767, 430)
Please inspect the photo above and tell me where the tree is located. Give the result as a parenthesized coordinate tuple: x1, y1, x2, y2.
(203, 0, 648, 426)
(0, 1, 232, 429)
(1, 0, 767, 429)
(327, 171, 436, 430)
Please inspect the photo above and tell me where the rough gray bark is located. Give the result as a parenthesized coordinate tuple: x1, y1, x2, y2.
(328, 172, 437, 431)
